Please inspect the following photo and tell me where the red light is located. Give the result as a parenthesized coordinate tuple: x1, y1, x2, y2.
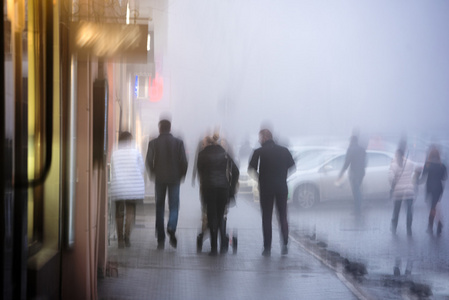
(148, 72, 163, 102)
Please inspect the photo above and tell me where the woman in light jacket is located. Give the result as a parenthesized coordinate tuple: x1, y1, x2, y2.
(389, 148, 418, 236)
(110, 132, 145, 248)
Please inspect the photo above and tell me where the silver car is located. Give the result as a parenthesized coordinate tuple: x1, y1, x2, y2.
(288, 150, 396, 208)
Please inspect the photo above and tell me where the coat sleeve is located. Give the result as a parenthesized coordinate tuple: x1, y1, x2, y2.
(230, 158, 240, 196)
(178, 140, 188, 178)
(248, 149, 260, 180)
(146, 141, 155, 180)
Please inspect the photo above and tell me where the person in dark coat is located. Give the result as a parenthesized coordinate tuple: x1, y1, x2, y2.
(146, 119, 188, 249)
(337, 135, 366, 216)
(248, 129, 295, 257)
(197, 136, 239, 255)
(421, 147, 447, 235)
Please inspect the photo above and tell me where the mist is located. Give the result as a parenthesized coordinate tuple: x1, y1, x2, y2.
(163, 0, 449, 149)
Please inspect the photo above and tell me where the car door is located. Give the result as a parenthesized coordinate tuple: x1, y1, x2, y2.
(362, 152, 392, 200)
(319, 155, 352, 201)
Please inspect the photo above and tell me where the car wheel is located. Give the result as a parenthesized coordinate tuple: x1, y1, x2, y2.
(294, 184, 319, 209)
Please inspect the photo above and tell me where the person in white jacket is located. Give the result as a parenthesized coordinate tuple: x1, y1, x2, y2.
(389, 148, 419, 236)
(110, 132, 145, 248)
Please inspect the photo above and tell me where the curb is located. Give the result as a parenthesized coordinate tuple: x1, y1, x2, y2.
(289, 233, 433, 300)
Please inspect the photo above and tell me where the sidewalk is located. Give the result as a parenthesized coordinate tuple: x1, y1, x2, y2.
(98, 193, 359, 300)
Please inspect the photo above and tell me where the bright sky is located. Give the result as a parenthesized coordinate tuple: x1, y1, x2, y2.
(164, 0, 449, 146)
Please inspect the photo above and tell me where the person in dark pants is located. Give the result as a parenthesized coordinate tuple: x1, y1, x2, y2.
(110, 132, 145, 248)
(248, 129, 295, 257)
(197, 136, 239, 255)
(146, 119, 188, 249)
(337, 135, 366, 217)
(420, 147, 447, 235)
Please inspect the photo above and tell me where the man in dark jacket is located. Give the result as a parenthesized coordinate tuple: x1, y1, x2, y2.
(146, 119, 188, 249)
(337, 135, 366, 216)
(197, 136, 239, 255)
(248, 129, 295, 257)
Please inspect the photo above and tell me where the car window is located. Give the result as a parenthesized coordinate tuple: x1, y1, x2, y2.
(297, 151, 341, 170)
(367, 153, 391, 168)
(325, 155, 345, 171)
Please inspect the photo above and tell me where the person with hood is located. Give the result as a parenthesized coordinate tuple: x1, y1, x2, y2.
(197, 136, 239, 256)
(110, 131, 145, 248)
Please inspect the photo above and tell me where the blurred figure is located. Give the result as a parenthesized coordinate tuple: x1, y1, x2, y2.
(420, 146, 447, 235)
(146, 119, 188, 249)
(197, 136, 239, 255)
(192, 135, 210, 249)
(337, 135, 366, 216)
(238, 139, 252, 165)
(389, 148, 419, 236)
(248, 129, 295, 257)
(110, 132, 145, 249)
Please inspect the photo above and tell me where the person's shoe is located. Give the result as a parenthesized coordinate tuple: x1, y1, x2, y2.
(125, 238, 131, 247)
(196, 233, 203, 252)
(168, 230, 177, 248)
(118, 240, 125, 249)
(157, 240, 165, 250)
(437, 222, 443, 236)
(281, 245, 288, 255)
(209, 249, 218, 256)
(262, 248, 271, 257)
(220, 235, 229, 254)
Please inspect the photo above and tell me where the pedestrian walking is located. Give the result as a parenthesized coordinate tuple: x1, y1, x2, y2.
(110, 132, 145, 249)
(248, 129, 295, 257)
(197, 136, 239, 255)
(389, 147, 419, 236)
(192, 135, 210, 249)
(146, 119, 188, 249)
(337, 134, 366, 217)
(420, 146, 447, 235)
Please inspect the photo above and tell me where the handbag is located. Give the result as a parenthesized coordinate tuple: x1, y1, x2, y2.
(225, 154, 237, 207)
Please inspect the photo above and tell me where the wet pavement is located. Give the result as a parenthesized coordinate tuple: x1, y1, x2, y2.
(98, 182, 449, 300)
(98, 187, 359, 300)
(288, 192, 449, 300)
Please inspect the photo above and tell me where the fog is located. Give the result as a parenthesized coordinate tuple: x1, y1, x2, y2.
(160, 0, 449, 150)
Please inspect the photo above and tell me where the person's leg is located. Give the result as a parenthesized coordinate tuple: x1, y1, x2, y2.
(124, 201, 136, 247)
(167, 183, 180, 233)
(427, 192, 438, 233)
(155, 182, 167, 244)
(350, 176, 363, 216)
(205, 188, 218, 254)
(405, 199, 413, 236)
(391, 200, 401, 234)
(275, 186, 289, 251)
(115, 201, 125, 248)
(435, 199, 443, 235)
(200, 187, 208, 235)
(166, 183, 180, 248)
(216, 188, 229, 253)
(260, 187, 275, 253)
